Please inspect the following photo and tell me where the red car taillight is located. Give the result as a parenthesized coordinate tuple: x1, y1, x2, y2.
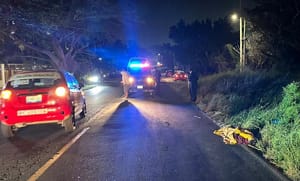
(55, 86, 67, 97)
(1, 90, 12, 100)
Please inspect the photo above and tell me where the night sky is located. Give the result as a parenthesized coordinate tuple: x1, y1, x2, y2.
(130, 0, 242, 48)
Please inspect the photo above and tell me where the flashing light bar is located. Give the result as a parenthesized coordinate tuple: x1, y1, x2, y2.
(129, 62, 150, 68)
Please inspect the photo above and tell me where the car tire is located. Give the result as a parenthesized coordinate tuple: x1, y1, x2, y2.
(64, 117, 74, 132)
(1, 123, 14, 138)
(80, 103, 86, 119)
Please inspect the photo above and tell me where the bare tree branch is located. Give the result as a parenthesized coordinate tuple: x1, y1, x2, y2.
(12, 37, 60, 69)
(51, 38, 65, 61)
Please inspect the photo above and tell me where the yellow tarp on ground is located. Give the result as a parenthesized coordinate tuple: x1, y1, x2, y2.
(213, 126, 255, 145)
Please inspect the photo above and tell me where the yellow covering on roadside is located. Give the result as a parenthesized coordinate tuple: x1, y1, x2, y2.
(213, 126, 255, 145)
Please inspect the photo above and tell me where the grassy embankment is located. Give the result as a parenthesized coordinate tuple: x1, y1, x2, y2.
(197, 70, 300, 181)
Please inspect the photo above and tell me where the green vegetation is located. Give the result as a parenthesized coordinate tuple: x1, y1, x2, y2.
(198, 71, 300, 180)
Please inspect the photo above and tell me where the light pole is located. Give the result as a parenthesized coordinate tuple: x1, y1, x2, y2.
(157, 53, 161, 62)
(231, 13, 246, 72)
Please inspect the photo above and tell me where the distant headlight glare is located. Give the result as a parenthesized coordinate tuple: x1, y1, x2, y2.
(88, 76, 99, 82)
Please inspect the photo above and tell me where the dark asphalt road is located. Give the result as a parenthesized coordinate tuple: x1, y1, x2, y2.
(39, 81, 286, 181)
(0, 80, 288, 181)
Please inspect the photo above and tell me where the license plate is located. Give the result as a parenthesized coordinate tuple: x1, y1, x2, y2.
(26, 95, 42, 103)
(137, 85, 143, 89)
(17, 109, 48, 116)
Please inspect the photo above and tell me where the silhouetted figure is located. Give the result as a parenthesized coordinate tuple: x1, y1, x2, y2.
(188, 69, 198, 102)
(154, 68, 161, 94)
(120, 68, 130, 98)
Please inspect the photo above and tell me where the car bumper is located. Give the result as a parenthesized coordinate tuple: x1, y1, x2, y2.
(174, 78, 187, 81)
(129, 84, 156, 92)
(0, 105, 72, 127)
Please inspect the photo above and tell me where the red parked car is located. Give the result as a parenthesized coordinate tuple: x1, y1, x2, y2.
(0, 70, 87, 137)
(173, 70, 188, 81)
(164, 70, 174, 77)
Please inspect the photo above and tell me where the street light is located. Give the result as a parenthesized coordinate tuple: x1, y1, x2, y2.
(231, 13, 238, 21)
(157, 53, 161, 61)
(231, 12, 246, 72)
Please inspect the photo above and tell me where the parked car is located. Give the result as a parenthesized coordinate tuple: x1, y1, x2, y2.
(0, 70, 87, 137)
(173, 70, 188, 81)
(164, 69, 174, 77)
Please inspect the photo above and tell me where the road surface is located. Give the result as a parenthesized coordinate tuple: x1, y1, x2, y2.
(0, 80, 288, 181)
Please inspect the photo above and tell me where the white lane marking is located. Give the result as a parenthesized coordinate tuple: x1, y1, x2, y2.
(27, 127, 90, 181)
(194, 116, 201, 119)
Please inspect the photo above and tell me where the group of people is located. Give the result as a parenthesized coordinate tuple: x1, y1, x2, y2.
(120, 67, 199, 102)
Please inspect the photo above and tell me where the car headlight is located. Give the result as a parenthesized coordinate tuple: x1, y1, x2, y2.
(129, 77, 135, 84)
(146, 77, 154, 84)
(87, 76, 99, 82)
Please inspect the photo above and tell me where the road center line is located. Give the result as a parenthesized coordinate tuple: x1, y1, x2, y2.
(27, 127, 90, 181)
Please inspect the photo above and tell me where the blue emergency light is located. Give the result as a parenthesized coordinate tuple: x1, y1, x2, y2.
(128, 62, 150, 68)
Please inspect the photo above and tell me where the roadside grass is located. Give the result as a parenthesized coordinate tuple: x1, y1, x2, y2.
(198, 70, 300, 180)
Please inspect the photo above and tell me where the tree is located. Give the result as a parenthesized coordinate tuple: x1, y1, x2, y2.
(0, 0, 136, 74)
(0, 2, 21, 66)
(168, 18, 238, 74)
(153, 43, 176, 69)
(245, 23, 273, 69)
(247, 0, 300, 72)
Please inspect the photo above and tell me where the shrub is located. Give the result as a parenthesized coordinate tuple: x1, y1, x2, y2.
(227, 94, 253, 115)
(277, 82, 300, 126)
(227, 82, 300, 180)
(199, 69, 288, 116)
(259, 123, 300, 180)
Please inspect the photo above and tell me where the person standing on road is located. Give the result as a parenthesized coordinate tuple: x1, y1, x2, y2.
(120, 68, 130, 98)
(188, 68, 199, 102)
(154, 67, 161, 94)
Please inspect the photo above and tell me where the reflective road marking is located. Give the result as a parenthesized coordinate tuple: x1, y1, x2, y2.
(27, 127, 90, 181)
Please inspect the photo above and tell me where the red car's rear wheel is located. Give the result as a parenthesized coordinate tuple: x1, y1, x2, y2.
(1, 123, 14, 138)
(63, 117, 74, 132)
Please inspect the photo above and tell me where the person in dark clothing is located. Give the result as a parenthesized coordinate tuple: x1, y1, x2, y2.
(188, 68, 198, 102)
(154, 67, 161, 94)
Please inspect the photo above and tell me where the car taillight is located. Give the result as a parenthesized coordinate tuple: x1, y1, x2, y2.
(55, 86, 67, 97)
(129, 77, 135, 84)
(146, 77, 154, 84)
(184, 74, 188, 78)
(1, 90, 12, 100)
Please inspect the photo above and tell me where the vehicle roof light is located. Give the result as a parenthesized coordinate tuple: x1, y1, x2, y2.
(129, 62, 150, 68)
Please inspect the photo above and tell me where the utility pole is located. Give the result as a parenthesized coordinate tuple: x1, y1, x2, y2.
(240, 0, 246, 72)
